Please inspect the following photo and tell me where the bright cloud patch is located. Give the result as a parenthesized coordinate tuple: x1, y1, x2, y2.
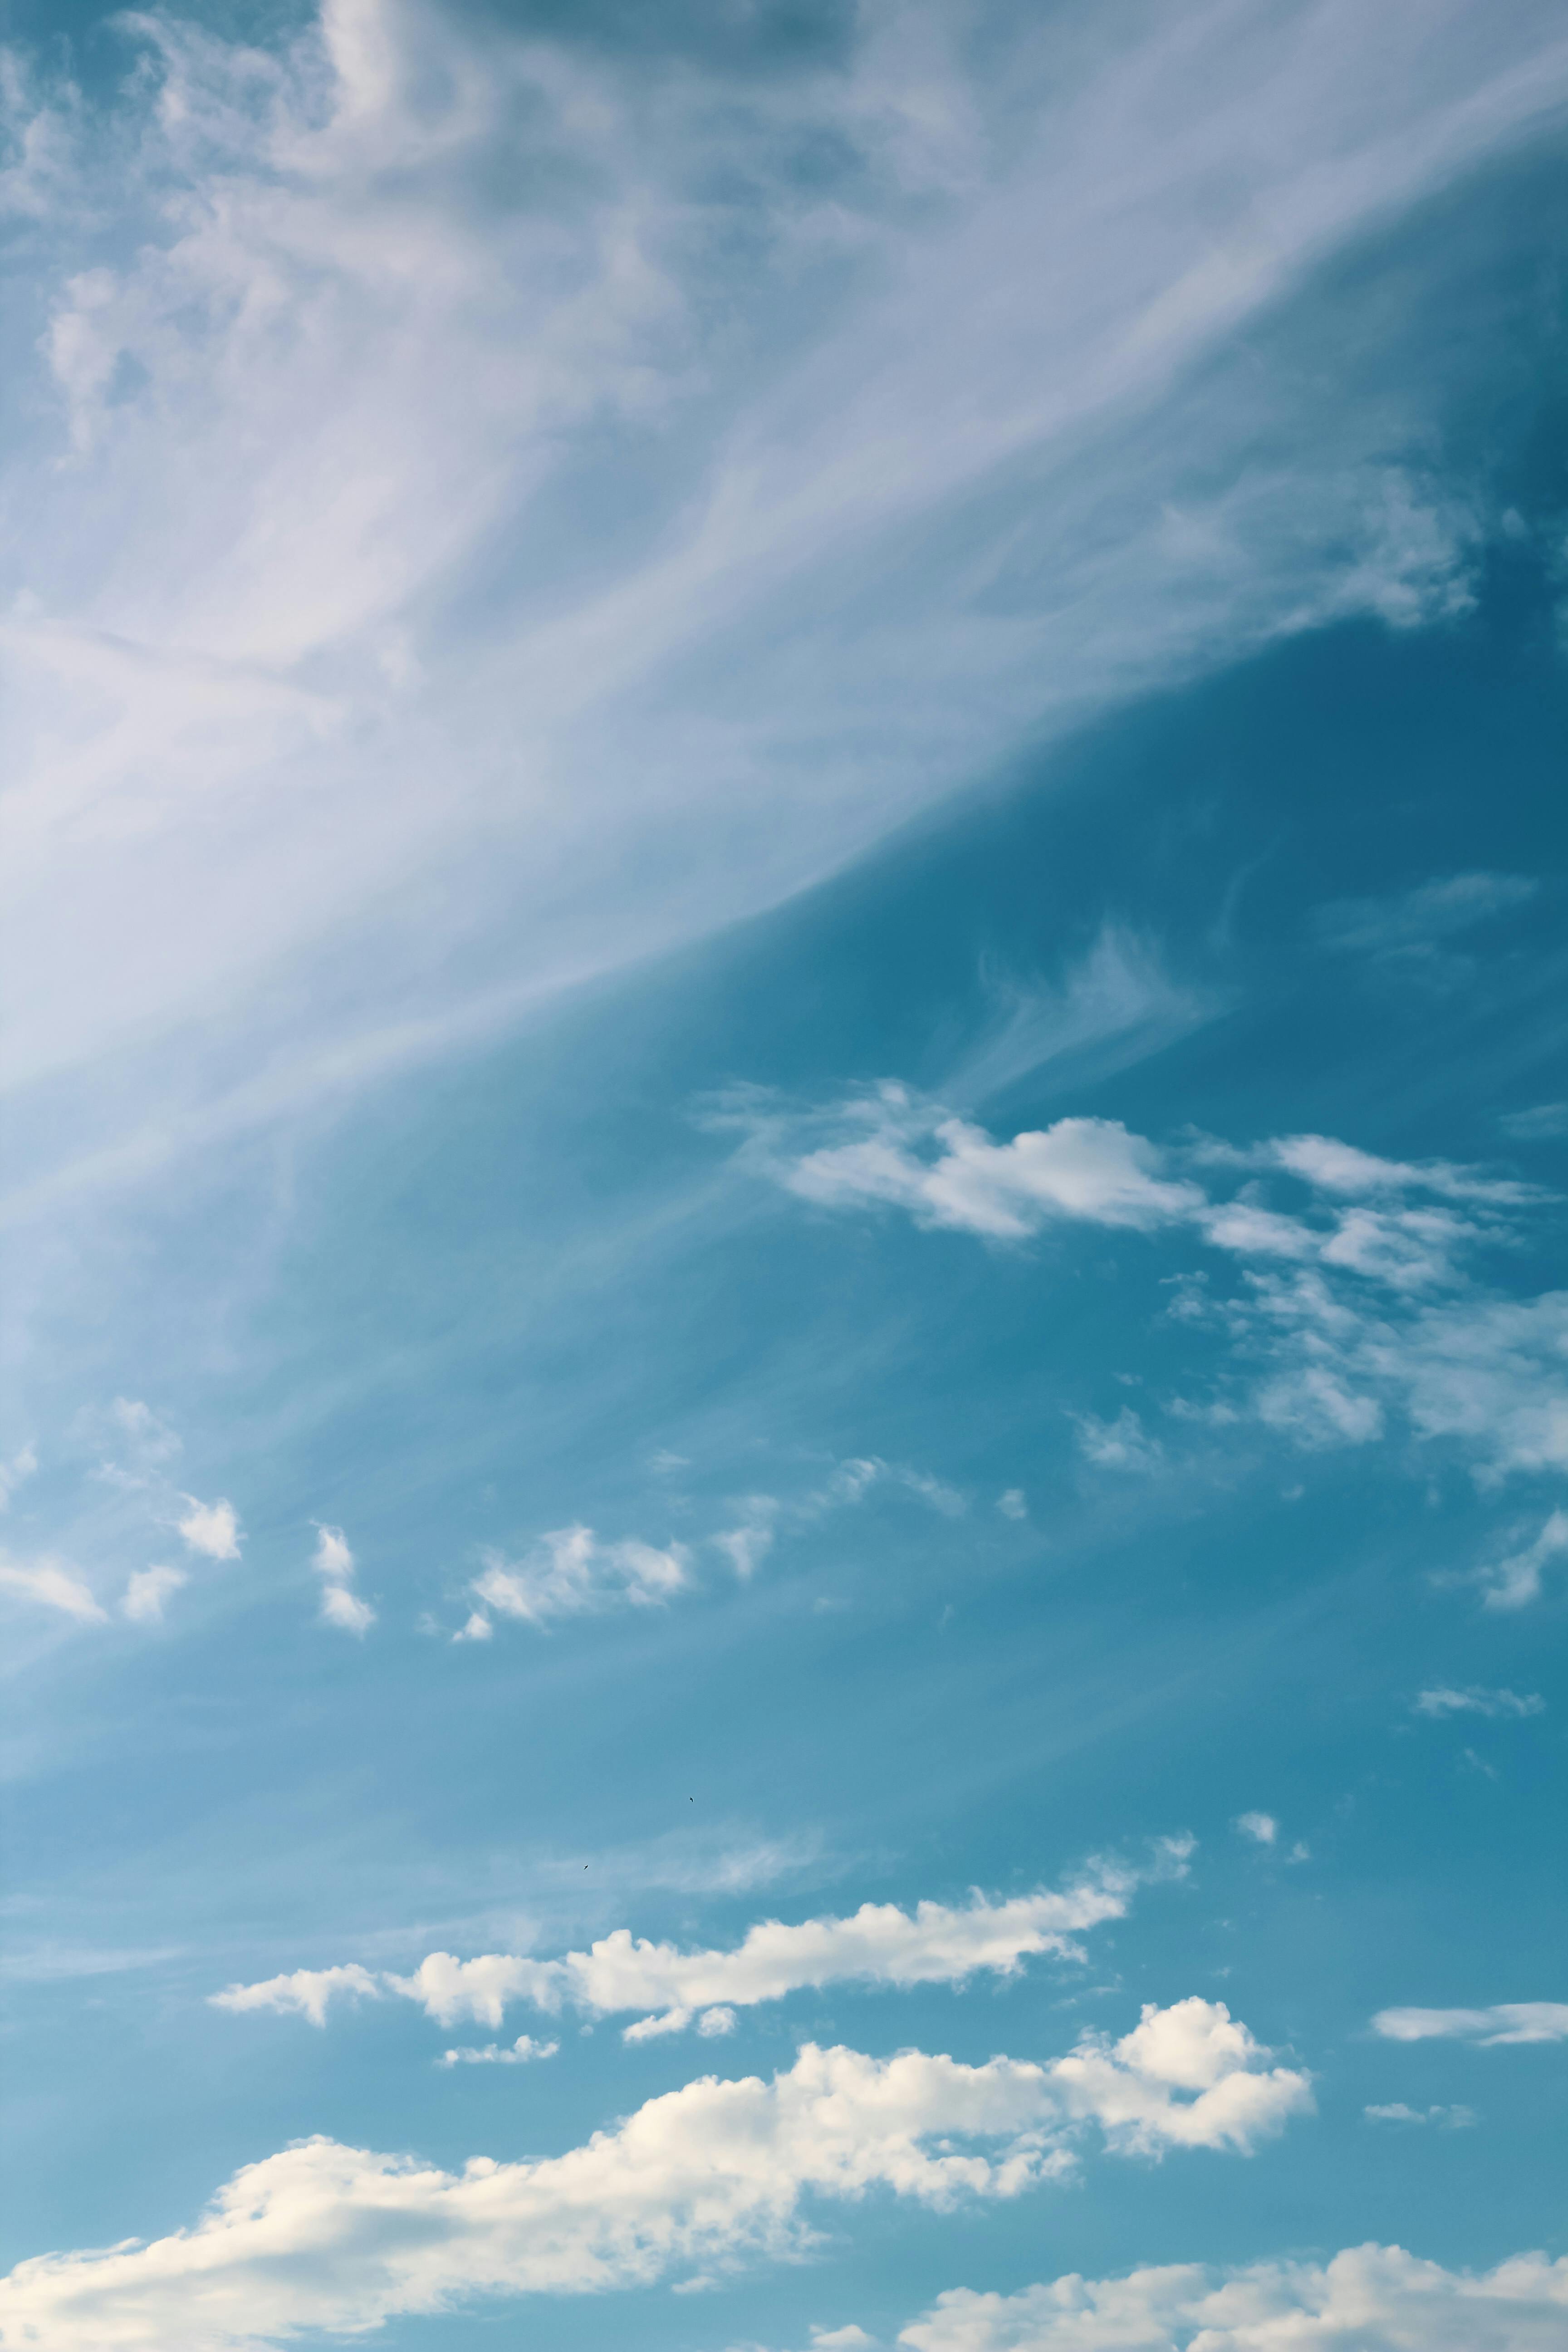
(471, 1525, 691, 1629)
(121, 1566, 187, 1624)
(0, 2012, 1308, 2347)
(0, 1553, 106, 1624)
(1372, 2003, 1568, 2045)
(310, 1521, 375, 1634)
(217, 1848, 1188, 2035)
(899, 2242, 1568, 2351)
(176, 1496, 241, 1561)
(438, 2035, 558, 2068)
(1413, 1686, 1545, 1720)
(210, 1964, 383, 2030)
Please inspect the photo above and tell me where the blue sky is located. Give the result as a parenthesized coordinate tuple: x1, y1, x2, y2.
(0, 4, 1566, 2347)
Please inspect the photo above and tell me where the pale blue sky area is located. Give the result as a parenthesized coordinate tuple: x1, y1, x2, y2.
(1, 6, 1565, 2350)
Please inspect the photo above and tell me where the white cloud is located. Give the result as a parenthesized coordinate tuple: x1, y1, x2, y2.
(1413, 1686, 1544, 1720)
(0, 2008, 1308, 2345)
(1500, 1102, 1568, 1142)
(1234, 1813, 1277, 1846)
(1364, 2102, 1476, 2128)
(176, 1495, 241, 1561)
(8, 0, 1566, 1203)
(121, 1565, 187, 1624)
(1372, 2003, 1568, 2046)
(897, 2243, 1568, 2351)
(1475, 1511, 1568, 1611)
(0, 1551, 106, 1624)
(473, 1525, 691, 1628)
(319, 1581, 376, 1636)
(1073, 1410, 1162, 1474)
(438, 2035, 558, 2068)
(210, 1963, 384, 2029)
(1312, 871, 1539, 959)
(0, 1442, 38, 1510)
(311, 1523, 354, 1579)
(998, 1490, 1028, 1521)
(219, 1846, 1191, 2034)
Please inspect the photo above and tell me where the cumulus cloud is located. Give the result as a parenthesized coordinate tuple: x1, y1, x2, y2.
(0, 2010, 1308, 2345)
(897, 2243, 1568, 2351)
(312, 1524, 354, 1579)
(121, 1565, 187, 1624)
(1234, 1813, 1278, 1846)
(1364, 2101, 1476, 2128)
(438, 2035, 558, 2068)
(1474, 1512, 1568, 1611)
(1413, 1686, 1544, 1720)
(176, 1495, 241, 1561)
(216, 1846, 1191, 2035)
(310, 1519, 375, 1632)
(473, 1526, 691, 1628)
(210, 1963, 383, 2029)
(998, 1490, 1028, 1521)
(1073, 1410, 1162, 1474)
(1372, 2003, 1568, 2045)
(0, 1552, 106, 1623)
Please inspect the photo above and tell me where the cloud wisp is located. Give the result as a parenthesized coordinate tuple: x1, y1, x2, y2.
(897, 2242, 1568, 2351)
(1372, 2004, 1568, 2046)
(212, 1846, 1190, 2038)
(311, 1521, 375, 1636)
(0, 2004, 1308, 2347)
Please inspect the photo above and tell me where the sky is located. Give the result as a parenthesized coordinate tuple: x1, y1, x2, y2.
(0, 2, 1565, 2347)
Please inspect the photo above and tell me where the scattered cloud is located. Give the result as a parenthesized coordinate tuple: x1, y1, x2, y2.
(897, 2242, 1568, 2351)
(1234, 1813, 1278, 1846)
(1473, 1511, 1568, 1611)
(0, 1552, 106, 1624)
(120, 1565, 187, 1624)
(1364, 2101, 1477, 2128)
(1073, 1409, 1162, 1474)
(0, 2008, 1308, 2344)
(1311, 871, 1539, 960)
(1372, 2003, 1568, 2045)
(472, 1526, 691, 1629)
(0, 1443, 38, 1511)
(1413, 1686, 1544, 1720)
(215, 1846, 1192, 2037)
(176, 1495, 241, 1561)
(997, 1490, 1028, 1521)
(310, 1520, 375, 1634)
(319, 1583, 376, 1636)
(210, 1964, 384, 2029)
(438, 2036, 558, 2068)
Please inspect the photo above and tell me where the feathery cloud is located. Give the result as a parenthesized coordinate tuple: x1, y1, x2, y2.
(1372, 2003, 1568, 2045)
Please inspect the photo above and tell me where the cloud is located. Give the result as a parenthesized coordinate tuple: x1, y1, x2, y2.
(1372, 2003, 1568, 2045)
(1073, 1410, 1162, 1474)
(319, 1582, 376, 1635)
(1234, 1813, 1278, 1846)
(472, 1526, 691, 1628)
(218, 1845, 1191, 2034)
(1311, 871, 1539, 959)
(210, 1963, 383, 2029)
(0, 1552, 106, 1624)
(309, 1519, 375, 1632)
(438, 2035, 558, 2068)
(1413, 1686, 1544, 1719)
(1364, 2102, 1476, 2128)
(1474, 1511, 1568, 1610)
(311, 1524, 354, 1579)
(176, 1495, 241, 1561)
(1500, 1102, 1568, 1142)
(7, 0, 1567, 1205)
(121, 1565, 187, 1624)
(897, 2243, 1568, 2351)
(0, 2008, 1308, 2345)
(0, 1442, 38, 1511)
(998, 1490, 1028, 1521)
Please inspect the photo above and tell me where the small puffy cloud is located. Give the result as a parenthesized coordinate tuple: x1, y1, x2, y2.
(1235, 1813, 1277, 1846)
(121, 1565, 187, 1623)
(698, 2006, 737, 2038)
(1372, 2002, 1568, 2045)
(176, 1494, 241, 1560)
(898, 2241, 1568, 2351)
(1364, 2102, 1476, 2128)
(454, 1611, 493, 1642)
(0, 2012, 1308, 2345)
(438, 2036, 558, 2067)
(312, 1524, 354, 1578)
(997, 1489, 1027, 1520)
(0, 1443, 38, 1511)
(221, 1847, 1192, 2034)
(1413, 1686, 1544, 1720)
(211, 1964, 383, 2029)
(1073, 1409, 1161, 1473)
(320, 1582, 376, 1636)
(0, 1552, 106, 1624)
(1476, 1511, 1568, 1611)
(713, 1516, 777, 1581)
(473, 1525, 690, 1628)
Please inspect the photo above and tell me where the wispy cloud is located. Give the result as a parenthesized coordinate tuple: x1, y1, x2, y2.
(470, 1526, 691, 1633)
(120, 1565, 187, 1625)
(213, 1844, 1191, 2037)
(1311, 871, 1539, 959)
(1412, 1686, 1544, 1719)
(0, 1552, 106, 1624)
(0, 2002, 1307, 2344)
(1372, 2002, 1568, 2045)
(437, 2035, 558, 2068)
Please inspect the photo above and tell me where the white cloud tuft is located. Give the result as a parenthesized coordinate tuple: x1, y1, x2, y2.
(1475, 1511, 1568, 1611)
(997, 1490, 1027, 1521)
(438, 2036, 558, 2068)
(319, 1582, 376, 1636)
(1234, 1813, 1278, 1846)
(211, 1964, 383, 2029)
(312, 1524, 354, 1579)
(897, 2242, 1568, 2350)
(1372, 2003, 1568, 2045)
(0, 2009, 1308, 2343)
(121, 1566, 187, 1624)
(0, 1443, 38, 1511)
(1364, 2101, 1476, 2128)
(1413, 1686, 1544, 1719)
(0, 1552, 106, 1624)
(473, 1526, 690, 1627)
(176, 1495, 241, 1561)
